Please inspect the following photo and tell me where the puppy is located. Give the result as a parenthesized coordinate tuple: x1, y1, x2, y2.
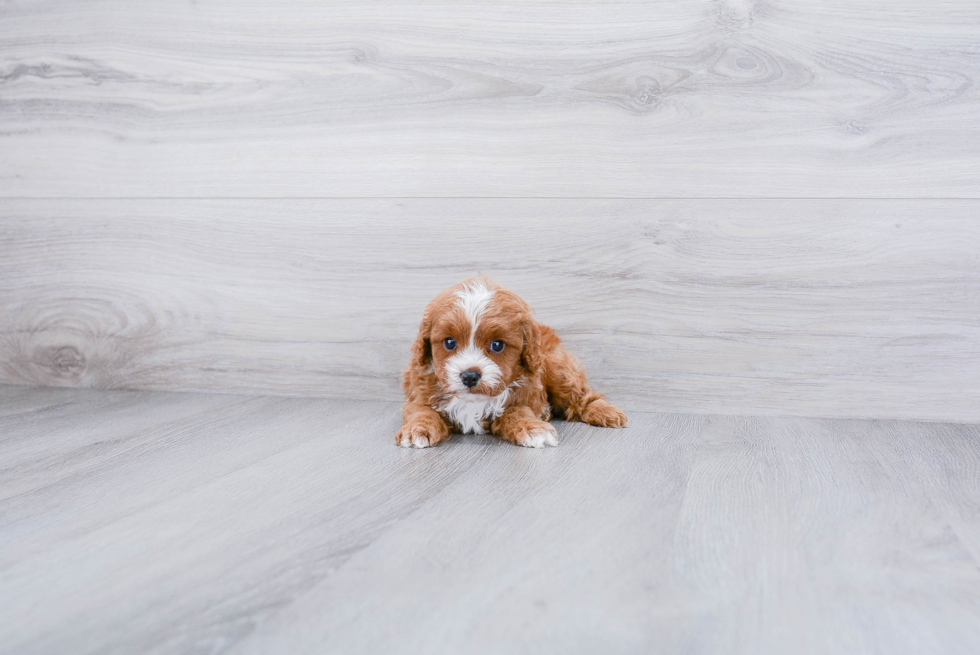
(397, 276, 627, 448)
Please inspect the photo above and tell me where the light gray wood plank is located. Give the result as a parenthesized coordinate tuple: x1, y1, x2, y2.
(235, 410, 705, 655)
(233, 415, 980, 655)
(668, 416, 980, 654)
(2, 199, 979, 422)
(1, 1, 979, 197)
(0, 388, 497, 654)
(893, 421, 980, 567)
(6, 388, 977, 654)
(0, 384, 94, 418)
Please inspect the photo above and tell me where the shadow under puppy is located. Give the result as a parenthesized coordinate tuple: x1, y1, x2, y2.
(398, 276, 627, 448)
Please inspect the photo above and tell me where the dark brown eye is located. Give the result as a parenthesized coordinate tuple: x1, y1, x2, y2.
(489, 339, 505, 353)
(443, 337, 456, 351)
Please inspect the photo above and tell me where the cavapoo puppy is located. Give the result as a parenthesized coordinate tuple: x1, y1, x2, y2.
(397, 276, 627, 448)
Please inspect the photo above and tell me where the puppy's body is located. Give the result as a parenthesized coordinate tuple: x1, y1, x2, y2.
(397, 276, 627, 448)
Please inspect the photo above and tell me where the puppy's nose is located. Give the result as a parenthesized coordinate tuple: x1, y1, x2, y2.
(460, 370, 482, 388)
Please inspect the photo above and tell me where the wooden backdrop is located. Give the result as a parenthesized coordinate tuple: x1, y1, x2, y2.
(2, 1, 978, 422)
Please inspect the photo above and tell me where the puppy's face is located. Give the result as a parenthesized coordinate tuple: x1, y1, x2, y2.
(420, 279, 530, 399)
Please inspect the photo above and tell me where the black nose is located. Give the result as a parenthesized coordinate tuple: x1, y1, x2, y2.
(460, 370, 481, 388)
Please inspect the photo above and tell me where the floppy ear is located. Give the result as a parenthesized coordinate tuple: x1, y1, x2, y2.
(520, 317, 546, 375)
(409, 309, 433, 370)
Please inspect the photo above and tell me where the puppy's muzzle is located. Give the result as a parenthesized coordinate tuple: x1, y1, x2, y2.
(460, 369, 482, 389)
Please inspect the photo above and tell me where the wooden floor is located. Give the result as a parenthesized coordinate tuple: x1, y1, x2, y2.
(2, 385, 979, 654)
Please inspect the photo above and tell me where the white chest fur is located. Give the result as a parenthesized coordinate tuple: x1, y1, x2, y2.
(438, 391, 510, 435)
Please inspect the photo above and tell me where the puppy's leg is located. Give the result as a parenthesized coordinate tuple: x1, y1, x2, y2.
(492, 405, 558, 448)
(396, 404, 451, 449)
(544, 346, 628, 428)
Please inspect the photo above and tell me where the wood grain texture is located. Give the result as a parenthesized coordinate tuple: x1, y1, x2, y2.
(2, 387, 979, 654)
(1, 0, 979, 197)
(2, 199, 978, 422)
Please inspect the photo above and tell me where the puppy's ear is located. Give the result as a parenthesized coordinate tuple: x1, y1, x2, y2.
(520, 318, 546, 375)
(410, 309, 433, 369)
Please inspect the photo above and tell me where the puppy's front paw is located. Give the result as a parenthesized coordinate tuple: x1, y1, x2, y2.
(509, 420, 559, 448)
(582, 399, 628, 428)
(396, 416, 449, 449)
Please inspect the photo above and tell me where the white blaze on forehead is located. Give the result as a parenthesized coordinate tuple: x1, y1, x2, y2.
(454, 280, 494, 346)
(443, 279, 502, 399)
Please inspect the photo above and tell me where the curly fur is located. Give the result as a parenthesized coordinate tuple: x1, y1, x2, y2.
(396, 276, 627, 448)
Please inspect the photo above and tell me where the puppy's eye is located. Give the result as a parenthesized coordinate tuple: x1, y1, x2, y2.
(489, 339, 505, 353)
(443, 337, 457, 351)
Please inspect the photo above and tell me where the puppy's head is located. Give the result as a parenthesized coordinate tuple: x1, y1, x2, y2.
(411, 276, 541, 398)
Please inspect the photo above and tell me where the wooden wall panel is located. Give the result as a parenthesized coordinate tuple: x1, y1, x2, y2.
(1, 1, 978, 197)
(2, 199, 977, 422)
(3, 1, 978, 421)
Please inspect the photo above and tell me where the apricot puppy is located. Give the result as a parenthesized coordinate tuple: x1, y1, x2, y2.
(397, 276, 627, 448)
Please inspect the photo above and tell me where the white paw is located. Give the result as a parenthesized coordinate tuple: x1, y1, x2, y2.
(396, 431, 433, 448)
(519, 426, 559, 448)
